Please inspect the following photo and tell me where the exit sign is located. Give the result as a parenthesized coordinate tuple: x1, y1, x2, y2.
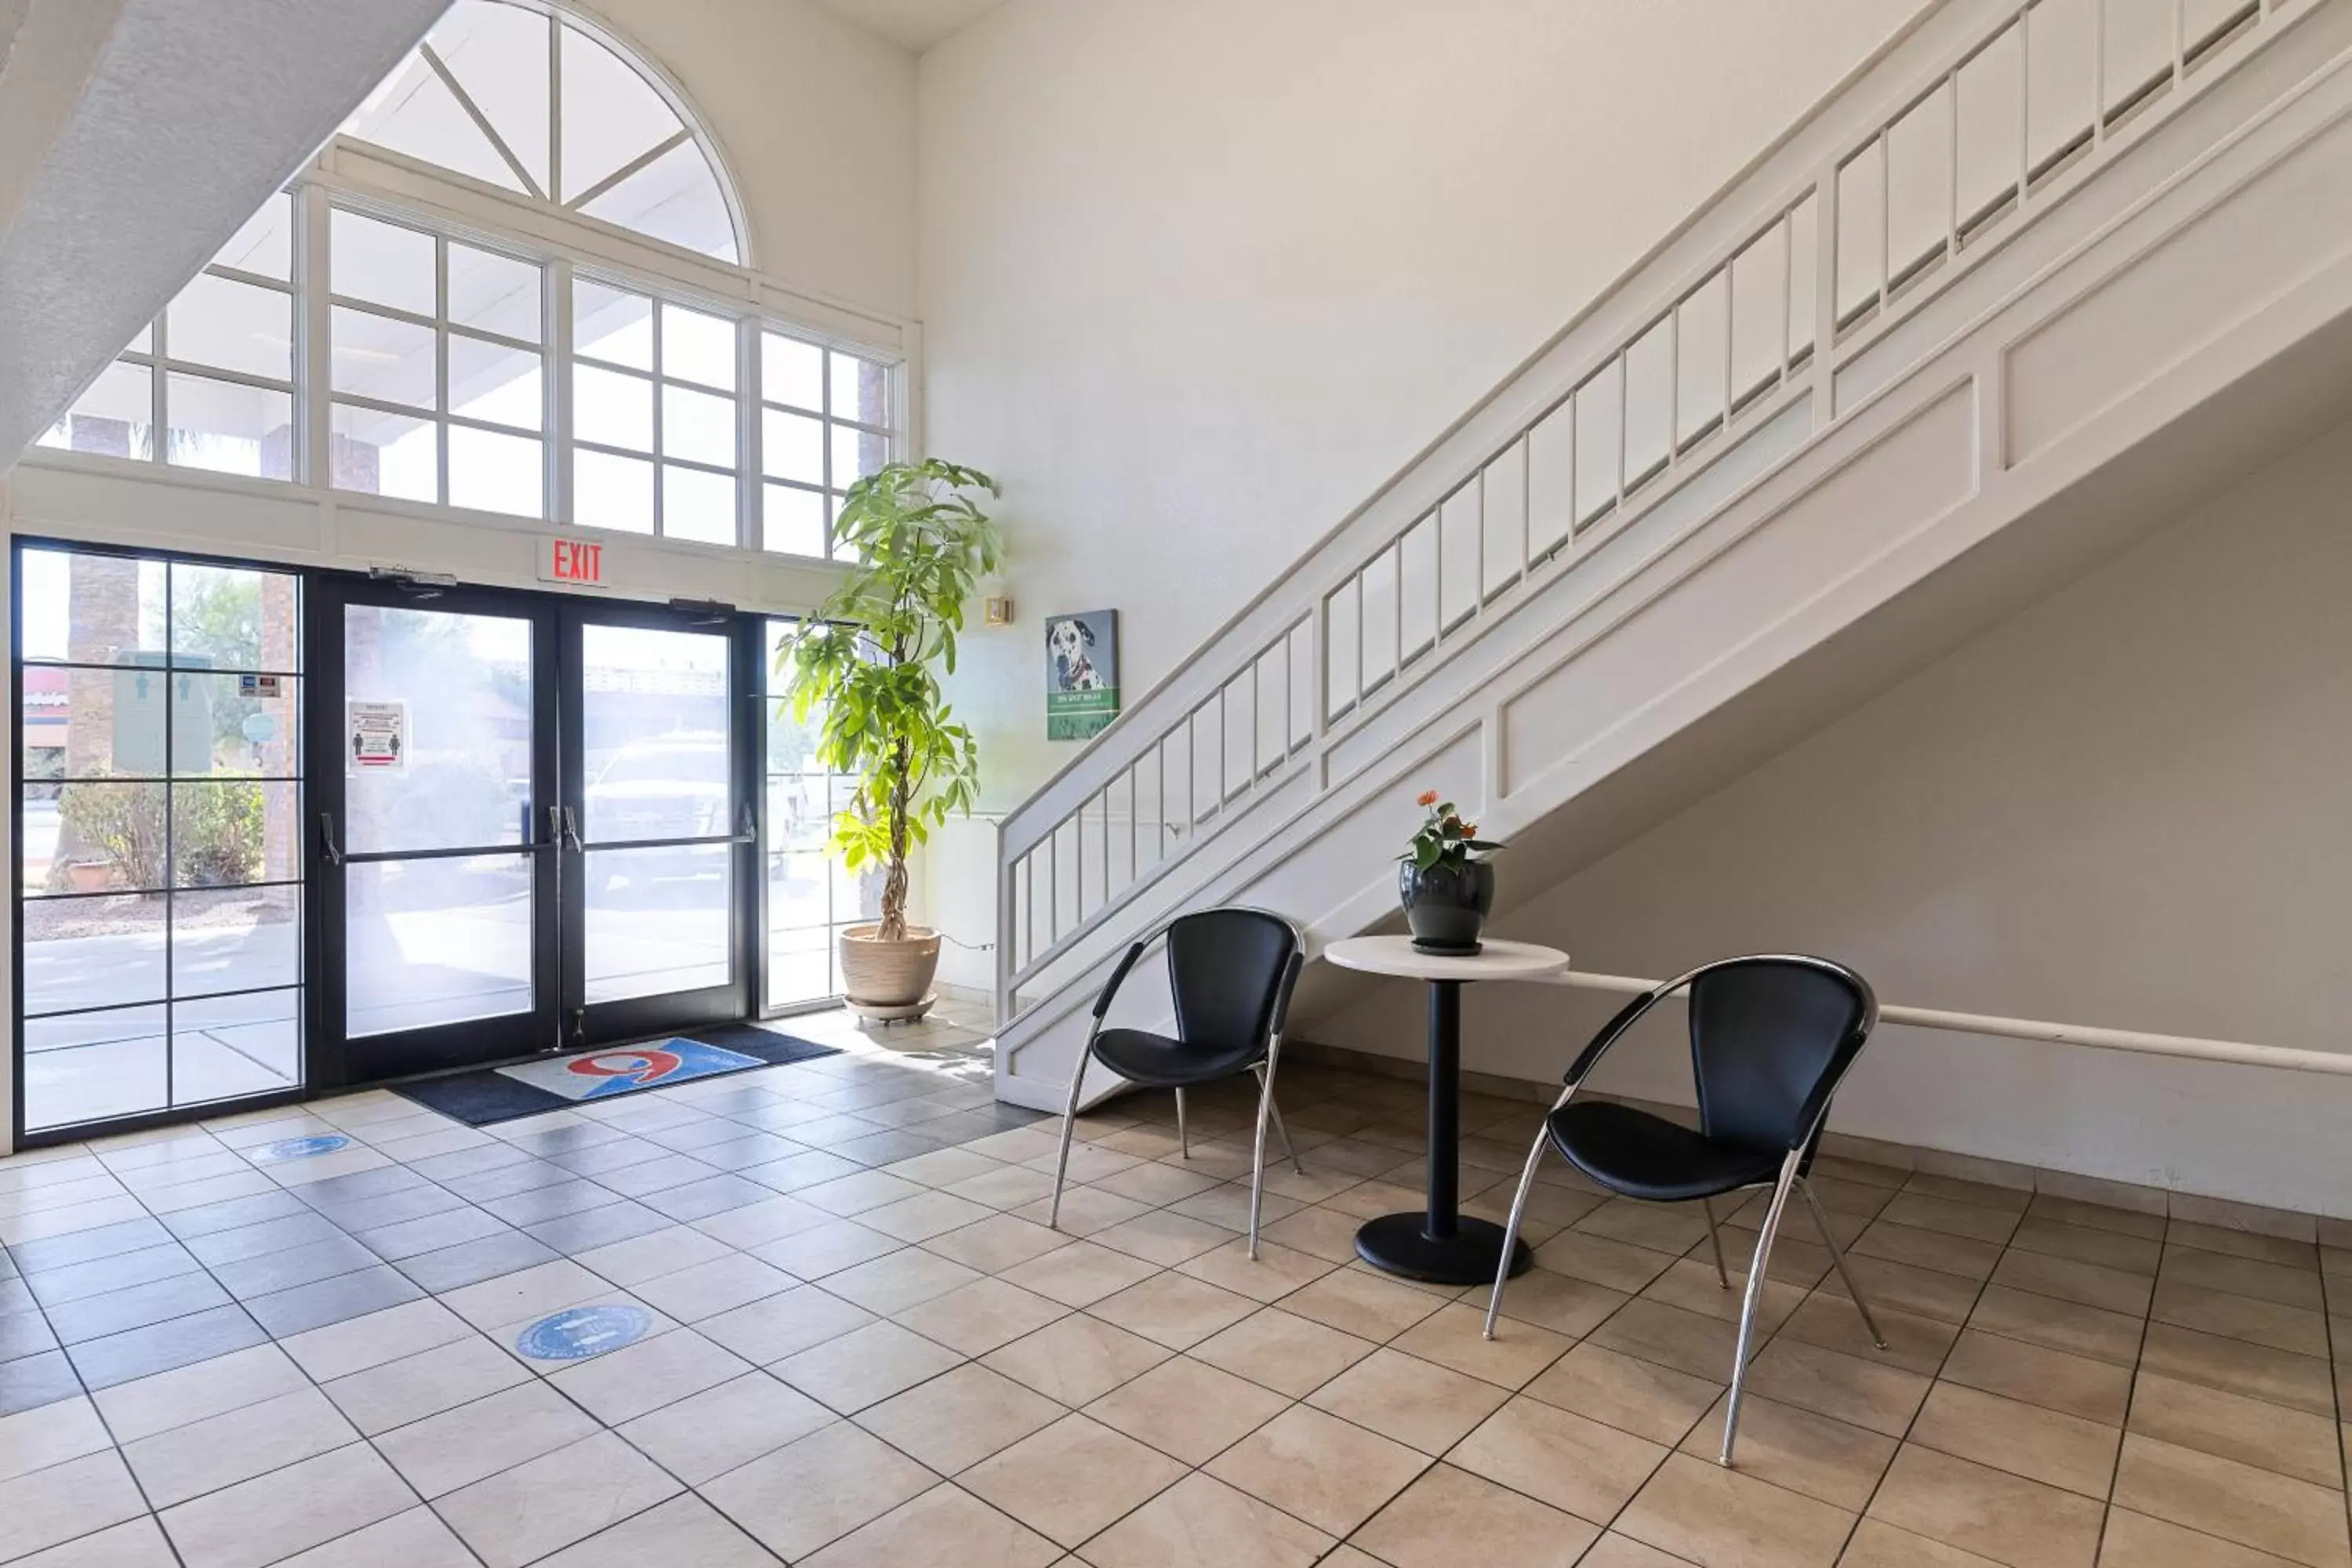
(540, 536, 606, 587)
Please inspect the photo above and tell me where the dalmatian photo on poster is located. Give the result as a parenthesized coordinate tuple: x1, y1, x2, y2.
(1045, 609, 1119, 740)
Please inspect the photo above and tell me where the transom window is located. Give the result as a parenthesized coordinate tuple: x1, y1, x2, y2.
(33, 5, 900, 559)
(341, 0, 742, 264)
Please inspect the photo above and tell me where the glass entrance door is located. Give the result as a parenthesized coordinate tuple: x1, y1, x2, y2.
(310, 581, 557, 1084)
(559, 604, 754, 1046)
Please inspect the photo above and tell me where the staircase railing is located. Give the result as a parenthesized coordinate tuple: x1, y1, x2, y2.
(996, 0, 2310, 1027)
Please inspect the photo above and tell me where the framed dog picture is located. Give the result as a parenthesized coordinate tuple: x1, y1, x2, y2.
(1045, 609, 1120, 740)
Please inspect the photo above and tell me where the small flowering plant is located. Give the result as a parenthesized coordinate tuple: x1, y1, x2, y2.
(1402, 789, 1504, 873)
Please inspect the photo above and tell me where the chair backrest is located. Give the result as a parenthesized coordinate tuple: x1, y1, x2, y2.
(1165, 908, 1303, 1054)
(1686, 956, 1876, 1154)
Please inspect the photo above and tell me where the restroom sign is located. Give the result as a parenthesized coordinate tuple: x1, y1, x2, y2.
(540, 535, 606, 587)
(347, 699, 407, 771)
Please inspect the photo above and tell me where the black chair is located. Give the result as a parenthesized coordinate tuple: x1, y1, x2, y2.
(1482, 955, 1886, 1468)
(1049, 908, 1306, 1258)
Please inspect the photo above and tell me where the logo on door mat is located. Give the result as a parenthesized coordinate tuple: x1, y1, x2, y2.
(494, 1039, 763, 1101)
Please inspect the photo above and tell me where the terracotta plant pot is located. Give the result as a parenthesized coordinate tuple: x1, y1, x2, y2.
(839, 923, 942, 1022)
(66, 862, 114, 895)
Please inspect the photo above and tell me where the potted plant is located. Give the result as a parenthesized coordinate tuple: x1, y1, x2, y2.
(1398, 789, 1504, 954)
(780, 459, 1001, 1020)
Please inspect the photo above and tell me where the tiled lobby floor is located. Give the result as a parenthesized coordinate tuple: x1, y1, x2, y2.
(2, 1003, 2347, 1567)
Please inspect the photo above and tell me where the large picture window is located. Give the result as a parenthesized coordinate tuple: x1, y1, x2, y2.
(14, 546, 306, 1134)
(572, 284, 740, 542)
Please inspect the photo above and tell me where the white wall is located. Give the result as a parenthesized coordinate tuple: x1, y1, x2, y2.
(1316, 421, 2352, 1215)
(916, 0, 1933, 806)
(593, 0, 919, 319)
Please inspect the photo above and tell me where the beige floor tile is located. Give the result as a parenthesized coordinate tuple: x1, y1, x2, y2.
(1091, 1210, 1236, 1268)
(572, 1225, 733, 1288)
(802, 1483, 1059, 1568)
(855, 1363, 1065, 1475)
(1014, 1184, 1152, 1236)
(1530, 1231, 1680, 1295)
(1907, 1381, 2120, 1498)
(1575, 1197, 1714, 1254)
(1189, 1306, 1377, 1398)
(1744, 1336, 1932, 1438)
(1082, 1355, 1286, 1465)
(2161, 1247, 2326, 1312)
(964, 1414, 1187, 1548)
(2151, 1279, 2329, 1359)
(1075, 1472, 1332, 1568)
(614, 1371, 833, 1485)
(526, 1494, 779, 1568)
(1203, 1403, 1428, 1537)
(319, 1334, 534, 1437)
(1824, 1254, 1984, 1325)
(1386, 1301, 1570, 1388)
(750, 1219, 902, 1279)
(275, 1298, 473, 1381)
(0, 1451, 153, 1565)
(6, 1516, 182, 1568)
(628, 1253, 798, 1321)
(2128, 1370, 2341, 1488)
(1579, 1534, 1703, 1568)
(924, 1213, 1071, 1273)
(892, 1276, 1069, 1356)
(2097, 1508, 2308, 1568)
(2027, 1194, 2167, 1242)
(1936, 1327, 2132, 1425)
(820, 1247, 985, 1316)
(1091, 1160, 1222, 1207)
(1524, 1341, 1721, 1446)
(1466, 1266, 1629, 1338)
(1350, 1461, 1598, 1568)
(1616, 1451, 1856, 1568)
(1169, 1236, 1333, 1303)
(122, 1386, 360, 1508)
(860, 1190, 998, 1244)
(1682, 1391, 1898, 1510)
(0, 1399, 114, 1490)
(982, 1314, 1171, 1406)
(773, 1319, 964, 1413)
(1088, 1272, 1259, 1351)
(1969, 1284, 2145, 1367)
(1587, 1297, 1744, 1383)
(2170, 1221, 2321, 1270)
(438, 1259, 608, 1331)
(1778, 1291, 1959, 1377)
(1867, 1444, 2105, 1568)
(546, 1328, 751, 1425)
(1878, 1192, 2027, 1245)
(1903, 1174, 2030, 1215)
(1276, 1267, 1446, 1343)
(2112, 1432, 2351, 1568)
(1004, 1242, 1163, 1308)
(1641, 1255, 1809, 1330)
(1839, 1517, 2010, 1566)
(2137, 1321, 2336, 1417)
(702, 1421, 936, 1562)
(1449, 1394, 1668, 1524)
(89, 1344, 310, 1445)
(158, 1444, 417, 1568)
(373, 1381, 596, 1499)
(696, 1283, 875, 1365)
(1304, 1345, 1508, 1454)
(1855, 1220, 2005, 1283)
(260, 1505, 480, 1567)
(1258, 1205, 1377, 1263)
(2008, 1218, 2163, 1276)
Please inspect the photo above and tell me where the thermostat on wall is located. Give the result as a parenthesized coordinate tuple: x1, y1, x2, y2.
(985, 597, 1014, 626)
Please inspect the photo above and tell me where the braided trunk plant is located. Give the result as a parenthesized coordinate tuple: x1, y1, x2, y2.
(779, 459, 1001, 944)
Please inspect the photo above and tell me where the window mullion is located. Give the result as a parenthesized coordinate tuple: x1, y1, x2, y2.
(739, 317, 761, 551)
(300, 185, 333, 488)
(651, 303, 666, 537)
(436, 235, 451, 506)
(551, 258, 574, 524)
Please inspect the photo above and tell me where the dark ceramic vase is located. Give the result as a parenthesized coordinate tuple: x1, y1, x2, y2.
(1399, 858, 1495, 954)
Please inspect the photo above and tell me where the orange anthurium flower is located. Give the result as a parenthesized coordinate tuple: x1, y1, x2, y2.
(1415, 789, 1439, 807)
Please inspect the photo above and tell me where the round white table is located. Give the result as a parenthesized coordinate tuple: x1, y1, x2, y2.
(1324, 935, 1570, 1284)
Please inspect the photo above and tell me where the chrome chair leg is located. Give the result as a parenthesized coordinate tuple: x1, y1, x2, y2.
(1700, 1196, 1730, 1290)
(1265, 1084, 1304, 1175)
(1483, 1116, 1559, 1339)
(1048, 1042, 1091, 1231)
(1247, 1062, 1278, 1260)
(1174, 1087, 1189, 1158)
(1721, 1150, 1802, 1467)
(1799, 1177, 1888, 1350)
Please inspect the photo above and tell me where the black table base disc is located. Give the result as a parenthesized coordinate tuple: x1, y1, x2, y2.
(1355, 1212, 1534, 1286)
(1409, 938, 1483, 956)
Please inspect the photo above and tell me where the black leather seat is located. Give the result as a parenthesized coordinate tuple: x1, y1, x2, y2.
(1546, 1100, 1783, 1202)
(1049, 907, 1306, 1258)
(1483, 954, 1886, 1471)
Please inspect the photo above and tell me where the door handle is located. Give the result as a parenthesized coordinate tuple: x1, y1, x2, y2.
(317, 812, 344, 867)
(735, 803, 757, 843)
(561, 806, 586, 854)
(546, 804, 564, 848)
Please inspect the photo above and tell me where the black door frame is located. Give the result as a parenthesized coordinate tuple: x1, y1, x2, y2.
(305, 573, 562, 1088)
(554, 595, 760, 1051)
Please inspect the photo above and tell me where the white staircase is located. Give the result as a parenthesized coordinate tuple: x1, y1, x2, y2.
(993, 0, 2352, 1109)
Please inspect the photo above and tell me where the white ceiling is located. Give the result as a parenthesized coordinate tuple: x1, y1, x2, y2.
(809, 0, 1007, 53)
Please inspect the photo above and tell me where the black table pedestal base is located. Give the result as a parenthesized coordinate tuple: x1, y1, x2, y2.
(1354, 1212, 1533, 1287)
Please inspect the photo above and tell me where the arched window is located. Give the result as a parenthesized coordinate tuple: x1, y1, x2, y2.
(340, 0, 743, 265)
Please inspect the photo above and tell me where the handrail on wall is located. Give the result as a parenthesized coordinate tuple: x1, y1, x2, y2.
(1535, 970, 2352, 1078)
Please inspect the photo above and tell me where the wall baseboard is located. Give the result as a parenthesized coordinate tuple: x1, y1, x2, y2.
(1285, 1036, 2349, 1242)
